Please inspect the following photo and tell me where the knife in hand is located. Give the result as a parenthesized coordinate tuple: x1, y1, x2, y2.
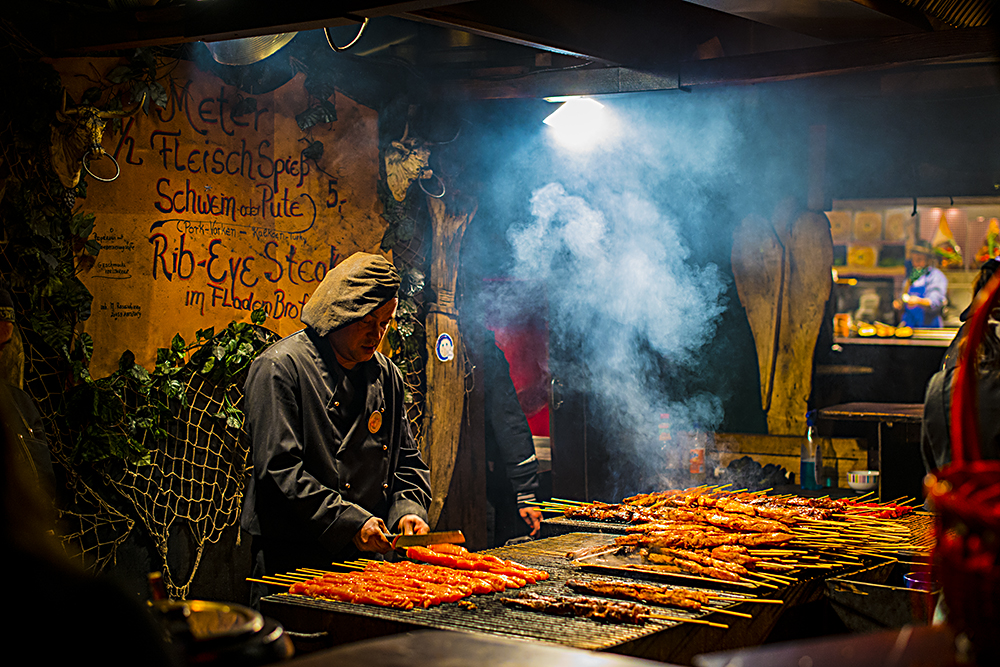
(389, 530, 465, 550)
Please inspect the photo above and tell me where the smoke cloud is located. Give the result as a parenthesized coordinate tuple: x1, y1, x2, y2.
(465, 90, 784, 496)
(507, 175, 727, 488)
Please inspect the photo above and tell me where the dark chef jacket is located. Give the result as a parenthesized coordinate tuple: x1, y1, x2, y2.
(241, 326, 431, 569)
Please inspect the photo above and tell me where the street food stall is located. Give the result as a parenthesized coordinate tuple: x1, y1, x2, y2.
(0, 2, 997, 667)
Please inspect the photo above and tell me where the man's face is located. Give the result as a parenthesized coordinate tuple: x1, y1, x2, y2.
(910, 252, 929, 269)
(327, 298, 398, 369)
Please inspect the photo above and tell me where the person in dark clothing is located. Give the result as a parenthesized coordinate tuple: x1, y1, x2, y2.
(922, 260, 1000, 473)
(0, 285, 55, 497)
(483, 330, 542, 547)
(1, 343, 178, 667)
(242, 253, 432, 589)
(941, 258, 1000, 373)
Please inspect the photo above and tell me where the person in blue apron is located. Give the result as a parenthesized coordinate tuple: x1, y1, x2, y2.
(894, 241, 948, 328)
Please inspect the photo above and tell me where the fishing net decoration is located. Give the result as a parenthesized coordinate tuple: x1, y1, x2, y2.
(925, 270, 1000, 664)
(15, 296, 279, 598)
(105, 371, 253, 599)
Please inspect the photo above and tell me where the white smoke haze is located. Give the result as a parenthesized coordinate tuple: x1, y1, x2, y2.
(509, 181, 727, 445)
(470, 90, 773, 496)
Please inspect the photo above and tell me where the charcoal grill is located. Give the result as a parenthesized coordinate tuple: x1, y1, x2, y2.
(260, 533, 879, 663)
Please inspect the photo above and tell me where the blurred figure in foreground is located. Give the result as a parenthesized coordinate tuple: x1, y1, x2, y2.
(1, 346, 177, 666)
(0, 284, 55, 496)
(922, 261, 1000, 472)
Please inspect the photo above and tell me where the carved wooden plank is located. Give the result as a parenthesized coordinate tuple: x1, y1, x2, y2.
(732, 208, 832, 436)
(731, 214, 784, 412)
(768, 211, 833, 436)
(422, 196, 476, 528)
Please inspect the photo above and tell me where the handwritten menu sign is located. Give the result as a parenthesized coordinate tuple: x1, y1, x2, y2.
(53, 58, 385, 377)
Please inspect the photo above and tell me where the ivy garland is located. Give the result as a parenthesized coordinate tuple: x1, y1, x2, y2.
(66, 309, 273, 465)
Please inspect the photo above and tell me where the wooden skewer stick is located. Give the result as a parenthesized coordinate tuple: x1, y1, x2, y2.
(551, 497, 588, 505)
(707, 608, 753, 619)
(266, 574, 309, 583)
(247, 577, 291, 587)
(708, 595, 784, 604)
(644, 614, 729, 629)
(569, 546, 621, 562)
(298, 567, 342, 575)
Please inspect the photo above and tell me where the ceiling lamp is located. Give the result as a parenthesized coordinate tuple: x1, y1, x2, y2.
(543, 97, 612, 151)
(205, 33, 298, 66)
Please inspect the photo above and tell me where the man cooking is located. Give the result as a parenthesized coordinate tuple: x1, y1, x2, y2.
(893, 240, 948, 328)
(242, 252, 432, 585)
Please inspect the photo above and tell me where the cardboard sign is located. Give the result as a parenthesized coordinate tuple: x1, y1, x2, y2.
(53, 59, 385, 377)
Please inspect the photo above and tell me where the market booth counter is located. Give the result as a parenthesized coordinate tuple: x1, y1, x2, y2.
(813, 329, 953, 407)
(815, 402, 926, 504)
(258, 534, 786, 664)
(257, 490, 935, 666)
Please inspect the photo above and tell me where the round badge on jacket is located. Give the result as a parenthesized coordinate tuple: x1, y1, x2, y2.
(368, 410, 382, 433)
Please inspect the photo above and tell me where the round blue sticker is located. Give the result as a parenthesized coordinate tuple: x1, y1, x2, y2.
(435, 333, 455, 362)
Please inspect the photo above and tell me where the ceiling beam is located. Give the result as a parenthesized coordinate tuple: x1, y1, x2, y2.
(404, 0, 821, 72)
(680, 24, 998, 87)
(434, 26, 998, 99)
(41, 1, 467, 54)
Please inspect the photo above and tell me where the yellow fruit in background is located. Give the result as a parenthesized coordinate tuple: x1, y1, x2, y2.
(885, 211, 908, 241)
(874, 322, 896, 337)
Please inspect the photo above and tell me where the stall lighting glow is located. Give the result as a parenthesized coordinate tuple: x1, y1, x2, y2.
(543, 97, 612, 151)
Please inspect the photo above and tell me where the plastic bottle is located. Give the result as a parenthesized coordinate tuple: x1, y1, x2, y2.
(800, 411, 821, 491)
(689, 426, 707, 484)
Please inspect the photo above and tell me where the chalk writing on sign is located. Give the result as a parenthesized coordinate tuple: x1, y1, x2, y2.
(102, 302, 143, 320)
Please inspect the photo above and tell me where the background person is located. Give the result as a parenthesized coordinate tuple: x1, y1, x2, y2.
(483, 329, 542, 546)
(893, 240, 948, 328)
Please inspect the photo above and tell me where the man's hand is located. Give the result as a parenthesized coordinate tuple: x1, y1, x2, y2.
(353, 516, 392, 553)
(397, 514, 430, 535)
(519, 507, 542, 537)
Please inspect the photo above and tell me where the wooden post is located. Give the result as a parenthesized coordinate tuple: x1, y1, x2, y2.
(423, 196, 477, 527)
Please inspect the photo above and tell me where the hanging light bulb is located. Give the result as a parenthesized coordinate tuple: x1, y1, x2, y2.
(543, 97, 613, 151)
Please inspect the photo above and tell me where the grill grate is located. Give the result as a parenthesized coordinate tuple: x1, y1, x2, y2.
(262, 533, 787, 651)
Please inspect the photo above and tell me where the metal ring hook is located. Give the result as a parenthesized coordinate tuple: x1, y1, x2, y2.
(325, 17, 369, 52)
(82, 151, 121, 183)
(419, 172, 445, 198)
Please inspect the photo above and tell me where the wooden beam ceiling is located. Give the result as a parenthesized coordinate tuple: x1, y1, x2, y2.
(35, 1, 465, 53)
(432, 26, 998, 99)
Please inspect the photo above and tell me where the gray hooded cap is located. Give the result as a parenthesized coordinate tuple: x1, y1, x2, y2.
(301, 252, 399, 336)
